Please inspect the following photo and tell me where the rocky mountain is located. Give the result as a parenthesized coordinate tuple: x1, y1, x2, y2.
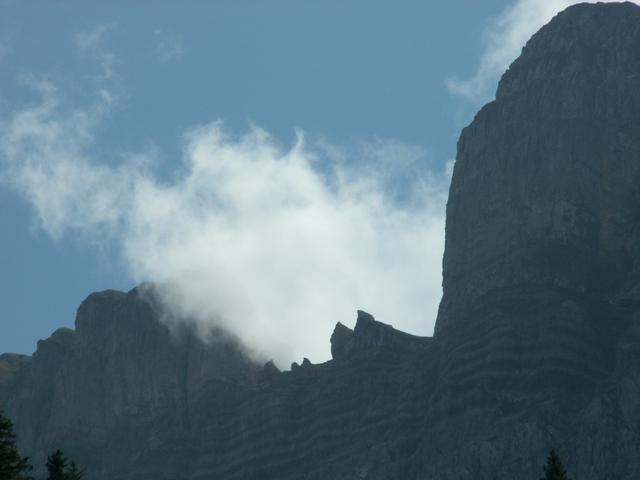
(0, 287, 259, 478)
(3, 2, 640, 478)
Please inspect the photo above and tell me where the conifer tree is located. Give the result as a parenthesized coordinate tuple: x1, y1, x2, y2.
(0, 410, 32, 480)
(65, 462, 83, 480)
(540, 449, 572, 480)
(46, 450, 67, 480)
(46, 450, 83, 480)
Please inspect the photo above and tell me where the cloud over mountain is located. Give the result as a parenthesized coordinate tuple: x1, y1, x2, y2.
(0, 83, 448, 365)
(447, 0, 640, 104)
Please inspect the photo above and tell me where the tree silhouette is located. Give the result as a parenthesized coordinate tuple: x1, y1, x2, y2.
(46, 450, 83, 480)
(46, 450, 67, 480)
(0, 410, 32, 480)
(540, 449, 572, 480)
(65, 462, 84, 480)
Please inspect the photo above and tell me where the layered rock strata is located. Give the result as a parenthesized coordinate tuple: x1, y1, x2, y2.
(3, 2, 640, 479)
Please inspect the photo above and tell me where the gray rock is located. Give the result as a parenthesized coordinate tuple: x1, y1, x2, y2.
(0, 353, 30, 399)
(429, 2, 640, 478)
(4, 3, 640, 479)
(260, 360, 281, 381)
(331, 311, 429, 362)
(2, 286, 258, 478)
(330, 322, 354, 360)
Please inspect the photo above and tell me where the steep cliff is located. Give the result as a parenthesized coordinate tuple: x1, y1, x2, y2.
(426, 3, 640, 477)
(3, 2, 640, 479)
(1, 286, 259, 477)
(2, 295, 429, 479)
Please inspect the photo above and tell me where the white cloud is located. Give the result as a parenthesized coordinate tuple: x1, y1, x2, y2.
(0, 78, 123, 240)
(0, 85, 448, 367)
(154, 29, 184, 63)
(74, 24, 119, 80)
(447, 0, 640, 104)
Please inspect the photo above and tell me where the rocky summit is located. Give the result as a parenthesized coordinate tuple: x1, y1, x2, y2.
(3, 2, 640, 479)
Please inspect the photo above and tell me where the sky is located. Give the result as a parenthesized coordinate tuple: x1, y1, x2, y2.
(1, 0, 630, 366)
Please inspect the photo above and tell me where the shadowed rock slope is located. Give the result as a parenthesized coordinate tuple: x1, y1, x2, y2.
(0, 287, 260, 478)
(3, 2, 640, 478)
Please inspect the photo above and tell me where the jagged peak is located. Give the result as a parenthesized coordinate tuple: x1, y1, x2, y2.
(331, 310, 430, 360)
(356, 309, 375, 323)
(330, 322, 354, 360)
(258, 360, 281, 382)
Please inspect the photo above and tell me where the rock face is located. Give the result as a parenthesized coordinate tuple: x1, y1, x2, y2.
(428, 3, 640, 477)
(0, 353, 30, 399)
(330, 310, 430, 360)
(3, 2, 640, 479)
(0, 294, 429, 480)
(439, 1, 640, 336)
(0, 287, 259, 478)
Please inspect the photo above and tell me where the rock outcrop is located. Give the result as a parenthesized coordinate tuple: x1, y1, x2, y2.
(3, 2, 640, 479)
(1, 291, 427, 480)
(426, 3, 640, 477)
(1, 287, 259, 477)
(330, 310, 430, 360)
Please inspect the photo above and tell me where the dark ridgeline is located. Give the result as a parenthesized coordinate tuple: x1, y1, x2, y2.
(2, 2, 640, 478)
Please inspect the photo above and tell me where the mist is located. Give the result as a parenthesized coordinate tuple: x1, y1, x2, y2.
(0, 83, 449, 366)
(8, 0, 628, 366)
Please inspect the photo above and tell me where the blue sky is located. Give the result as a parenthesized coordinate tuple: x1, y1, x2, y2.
(0, 0, 609, 363)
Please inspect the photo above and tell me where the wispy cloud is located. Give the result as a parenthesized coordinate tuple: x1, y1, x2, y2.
(0, 83, 448, 366)
(74, 24, 119, 80)
(447, 0, 640, 105)
(0, 42, 9, 61)
(0, 78, 122, 240)
(154, 29, 184, 64)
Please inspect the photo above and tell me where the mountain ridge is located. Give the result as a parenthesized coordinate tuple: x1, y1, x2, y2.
(4, 2, 640, 478)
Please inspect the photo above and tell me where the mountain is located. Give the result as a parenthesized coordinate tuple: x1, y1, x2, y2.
(3, 2, 640, 478)
(0, 287, 259, 477)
